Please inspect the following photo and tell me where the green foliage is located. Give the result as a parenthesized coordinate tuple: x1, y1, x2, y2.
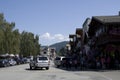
(0, 13, 40, 56)
(20, 32, 40, 57)
(58, 47, 66, 56)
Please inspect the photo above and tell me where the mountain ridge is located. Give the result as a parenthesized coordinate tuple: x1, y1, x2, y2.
(49, 41, 69, 53)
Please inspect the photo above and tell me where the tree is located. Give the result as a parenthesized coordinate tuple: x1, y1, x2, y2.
(20, 31, 40, 57)
(0, 13, 41, 57)
(0, 13, 18, 54)
(58, 47, 66, 56)
(12, 29, 20, 54)
(0, 13, 5, 54)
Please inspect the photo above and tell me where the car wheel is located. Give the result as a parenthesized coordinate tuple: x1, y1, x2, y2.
(30, 66, 35, 70)
(4, 64, 7, 67)
(46, 67, 49, 70)
(57, 65, 60, 68)
(30, 66, 32, 70)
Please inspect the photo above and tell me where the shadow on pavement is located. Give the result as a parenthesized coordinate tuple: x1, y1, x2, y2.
(53, 65, 120, 72)
(25, 68, 48, 71)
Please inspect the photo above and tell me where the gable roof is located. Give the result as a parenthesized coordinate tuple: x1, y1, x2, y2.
(93, 15, 120, 24)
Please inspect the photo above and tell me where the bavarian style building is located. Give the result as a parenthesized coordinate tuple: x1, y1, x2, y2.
(88, 13, 120, 69)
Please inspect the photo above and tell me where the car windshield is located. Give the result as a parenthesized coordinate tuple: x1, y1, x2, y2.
(39, 57, 48, 60)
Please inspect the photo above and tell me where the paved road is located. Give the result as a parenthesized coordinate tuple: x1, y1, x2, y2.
(0, 62, 120, 80)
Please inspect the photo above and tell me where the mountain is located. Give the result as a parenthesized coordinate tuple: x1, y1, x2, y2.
(49, 41, 69, 53)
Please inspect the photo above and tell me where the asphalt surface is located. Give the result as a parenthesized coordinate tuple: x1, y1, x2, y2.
(0, 62, 120, 80)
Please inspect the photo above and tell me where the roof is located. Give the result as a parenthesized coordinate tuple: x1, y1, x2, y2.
(93, 15, 120, 24)
(69, 34, 76, 38)
(76, 28, 82, 35)
(88, 15, 120, 37)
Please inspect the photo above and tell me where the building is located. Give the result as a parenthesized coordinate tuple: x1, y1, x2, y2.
(66, 12, 120, 69)
(82, 18, 91, 55)
(88, 13, 120, 62)
(69, 34, 76, 56)
(75, 28, 83, 53)
(68, 28, 83, 59)
(40, 46, 56, 59)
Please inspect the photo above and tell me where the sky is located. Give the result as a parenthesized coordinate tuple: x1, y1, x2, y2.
(0, 0, 120, 45)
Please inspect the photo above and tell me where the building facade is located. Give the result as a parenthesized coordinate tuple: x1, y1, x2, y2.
(88, 14, 120, 68)
(82, 18, 91, 55)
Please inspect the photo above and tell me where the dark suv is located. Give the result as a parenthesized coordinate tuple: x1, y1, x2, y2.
(61, 57, 73, 68)
(0, 59, 10, 67)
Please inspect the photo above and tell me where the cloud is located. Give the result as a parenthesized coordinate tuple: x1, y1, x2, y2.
(40, 32, 52, 40)
(40, 32, 69, 45)
(54, 34, 64, 40)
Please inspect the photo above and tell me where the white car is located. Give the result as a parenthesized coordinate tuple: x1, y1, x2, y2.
(54, 56, 64, 68)
(29, 56, 50, 70)
(8, 59, 17, 66)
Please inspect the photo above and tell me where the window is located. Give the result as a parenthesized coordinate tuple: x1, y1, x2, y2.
(39, 57, 48, 60)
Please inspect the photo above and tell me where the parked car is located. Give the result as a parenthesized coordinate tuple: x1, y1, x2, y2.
(15, 57, 28, 64)
(61, 57, 73, 68)
(0, 59, 10, 67)
(26, 56, 33, 63)
(8, 58, 17, 66)
(54, 56, 64, 68)
(21, 58, 28, 64)
(14, 57, 22, 65)
(29, 56, 50, 70)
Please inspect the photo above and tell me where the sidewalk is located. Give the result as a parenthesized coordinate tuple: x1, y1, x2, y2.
(98, 70, 120, 80)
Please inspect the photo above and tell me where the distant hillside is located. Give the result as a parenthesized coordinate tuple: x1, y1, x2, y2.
(50, 41, 69, 53)
(41, 46, 47, 49)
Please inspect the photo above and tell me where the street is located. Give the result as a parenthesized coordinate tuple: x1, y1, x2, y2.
(0, 62, 120, 80)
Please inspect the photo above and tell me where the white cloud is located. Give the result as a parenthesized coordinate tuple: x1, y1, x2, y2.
(40, 32, 69, 45)
(54, 34, 65, 40)
(40, 32, 53, 40)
